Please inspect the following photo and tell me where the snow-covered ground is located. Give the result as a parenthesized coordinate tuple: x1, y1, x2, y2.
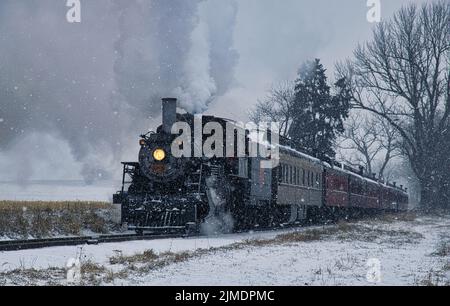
(0, 180, 118, 202)
(1, 214, 449, 286)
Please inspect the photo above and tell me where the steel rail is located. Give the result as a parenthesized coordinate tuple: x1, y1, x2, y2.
(0, 233, 183, 252)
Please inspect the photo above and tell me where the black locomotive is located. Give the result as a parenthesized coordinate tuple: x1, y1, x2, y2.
(113, 98, 408, 234)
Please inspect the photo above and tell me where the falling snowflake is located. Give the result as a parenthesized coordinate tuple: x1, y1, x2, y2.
(0, 118, 4, 123)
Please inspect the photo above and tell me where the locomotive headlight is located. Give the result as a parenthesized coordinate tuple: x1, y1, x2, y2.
(153, 148, 166, 161)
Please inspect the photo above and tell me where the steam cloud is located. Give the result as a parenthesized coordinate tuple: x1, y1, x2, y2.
(0, 0, 238, 183)
(114, 0, 239, 114)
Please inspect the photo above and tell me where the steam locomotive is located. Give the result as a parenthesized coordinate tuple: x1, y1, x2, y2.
(113, 98, 408, 234)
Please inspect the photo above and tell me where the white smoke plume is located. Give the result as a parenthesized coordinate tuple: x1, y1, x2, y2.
(113, 0, 238, 114)
(0, 0, 238, 182)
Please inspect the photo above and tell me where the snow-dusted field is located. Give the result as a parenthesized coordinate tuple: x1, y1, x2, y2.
(1, 214, 449, 286)
(0, 181, 118, 202)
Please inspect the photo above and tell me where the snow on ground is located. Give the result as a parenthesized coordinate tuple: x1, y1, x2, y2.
(0, 180, 118, 202)
(0, 228, 296, 272)
(1, 214, 449, 286)
(121, 215, 450, 286)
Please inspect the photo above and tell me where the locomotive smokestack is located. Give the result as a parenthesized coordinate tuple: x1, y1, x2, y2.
(162, 98, 177, 134)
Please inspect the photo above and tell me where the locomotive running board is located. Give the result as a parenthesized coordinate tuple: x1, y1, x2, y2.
(129, 223, 198, 236)
(128, 226, 187, 233)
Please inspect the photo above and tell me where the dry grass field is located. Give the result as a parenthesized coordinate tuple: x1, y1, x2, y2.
(0, 201, 116, 238)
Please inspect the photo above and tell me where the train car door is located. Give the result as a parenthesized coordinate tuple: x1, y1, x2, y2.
(249, 157, 272, 206)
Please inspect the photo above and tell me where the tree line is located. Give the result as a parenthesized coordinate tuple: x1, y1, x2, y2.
(250, 1, 449, 210)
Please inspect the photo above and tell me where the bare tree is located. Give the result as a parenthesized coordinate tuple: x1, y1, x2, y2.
(249, 81, 295, 137)
(337, 1, 450, 208)
(338, 112, 401, 180)
(338, 113, 379, 175)
(376, 118, 402, 181)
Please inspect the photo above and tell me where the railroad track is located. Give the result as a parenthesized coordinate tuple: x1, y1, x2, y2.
(0, 225, 299, 252)
(0, 218, 357, 252)
(0, 233, 183, 252)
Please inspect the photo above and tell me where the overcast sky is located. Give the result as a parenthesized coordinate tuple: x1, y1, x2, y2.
(208, 0, 427, 120)
(0, 0, 428, 182)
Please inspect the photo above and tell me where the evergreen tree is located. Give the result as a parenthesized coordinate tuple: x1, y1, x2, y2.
(289, 59, 350, 162)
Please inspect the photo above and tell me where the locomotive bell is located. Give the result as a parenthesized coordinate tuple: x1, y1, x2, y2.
(162, 98, 177, 134)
